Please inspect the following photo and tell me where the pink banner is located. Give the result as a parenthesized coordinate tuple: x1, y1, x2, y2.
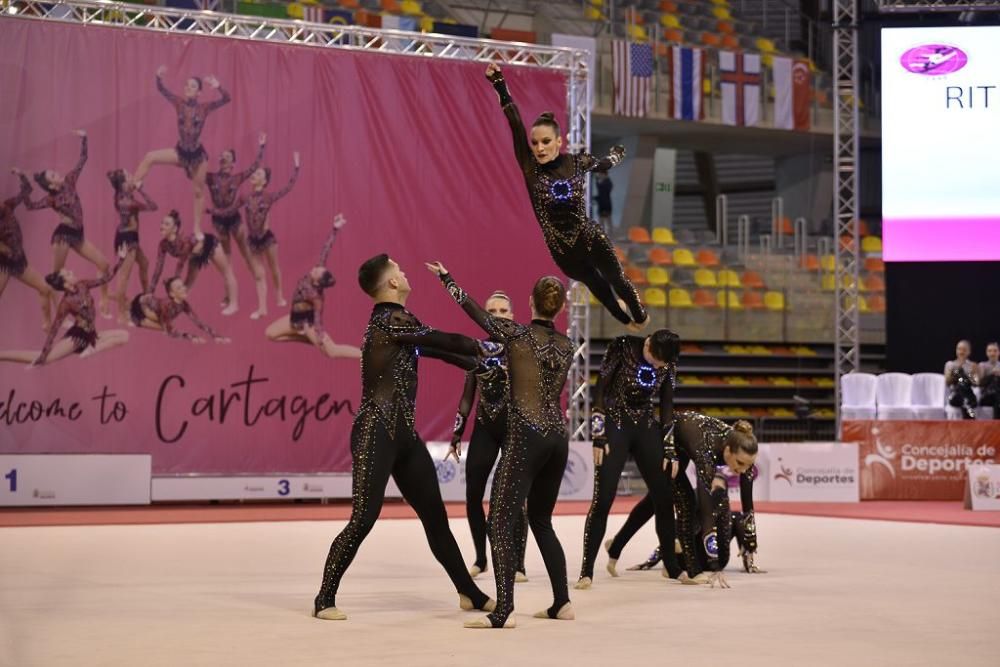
(883, 217, 1000, 262)
(0, 19, 565, 474)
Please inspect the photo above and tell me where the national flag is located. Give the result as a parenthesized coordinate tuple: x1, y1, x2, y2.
(772, 57, 812, 131)
(324, 8, 354, 25)
(719, 51, 761, 127)
(301, 4, 324, 23)
(381, 14, 419, 31)
(670, 46, 704, 121)
(612, 40, 654, 118)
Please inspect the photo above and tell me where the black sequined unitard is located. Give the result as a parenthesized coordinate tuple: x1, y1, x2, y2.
(608, 412, 756, 576)
(452, 345, 529, 575)
(438, 272, 574, 627)
(579, 335, 681, 580)
(488, 73, 645, 326)
(25, 136, 88, 249)
(314, 302, 490, 615)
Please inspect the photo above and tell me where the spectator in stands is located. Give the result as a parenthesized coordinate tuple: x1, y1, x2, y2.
(978, 341, 999, 419)
(593, 170, 613, 236)
(945, 339, 978, 419)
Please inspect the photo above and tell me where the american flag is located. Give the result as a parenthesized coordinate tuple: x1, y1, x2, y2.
(613, 40, 654, 117)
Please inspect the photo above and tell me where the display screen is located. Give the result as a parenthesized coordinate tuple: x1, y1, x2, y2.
(881, 26, 1000, 261)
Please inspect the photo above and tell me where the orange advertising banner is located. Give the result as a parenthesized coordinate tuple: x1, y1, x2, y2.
(844, 420, 1000, 500)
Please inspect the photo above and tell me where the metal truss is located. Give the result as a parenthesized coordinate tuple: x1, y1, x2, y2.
(876, 0, 1000, 12)
(832, 0, 860, 437)
(3, 0, 593, 440)
(2, 0, 582, 71)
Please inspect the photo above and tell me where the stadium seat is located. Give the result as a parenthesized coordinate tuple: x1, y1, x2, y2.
(839, 234, 856, 252)
(863, 273, 885, 292)
(717, 20, 734, 34)
(717, 290, 742, 309)
(695, 249, 721, 266)
(669, 288, 694, 308)
(821, 274, 836, 291)
(584, 5, 602, 19)
(721, 34, 739, 49)
(779, 217, 794, 235)
(876, 373, 915, 420)
(660, 13, 681, 28)
(799, 254, 820, 272)
(664, 29, 684, 43)
(858, 295, 871, 313)
(868, 294, 886, 313)
(755, 37, 776, 53)
(820, 254, 836, 272)
(646, 266, 670, 286)
(626, 265, 648, 286)
(741, 291, 764, 309)
(400, 0, 421, 15)
(694, 268, 717, 287)
(771, 377, 794, 387)
(862, 236, 883, 254)
(652, 227, 677, 245)
(740, 270, 764, 289)
(340, 0, 360, 7)
(381, 0, 401, 11)
(627, 23, 649, 41)
(712, 6, 732, 19)
(659, 0, 678, 11)
(588, 289, 600, 306)
(858, 219, 871, 236)
(628, 227, 653, 244)
(748, 345, 771, 355)
(840, 372, 877, 419)
(693, 288, 717, 308)
(614, 246, 627, 262)
(700, 32, 721, 47)
(769, 408, 795, 418)
(763, 291, 786, 311)
(718, 269, 741, 288)
(648, 247, 673, 266)
(643, 287, 667, 307)
(864, 257, 885, 273)
(673, 248, 696, 267)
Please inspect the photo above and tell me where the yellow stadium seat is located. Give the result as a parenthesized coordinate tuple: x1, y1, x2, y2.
(584, 5, 602, 19)
(400, 0, 421, 15)
(748, 345, 772, 355)
(815, 377, 835, 388)
(710, 0, 729, 5)
(711, 6, 732, 19)
(652, 227, 677, 245)
(820, 254, 836, 272)
(643, 287, 667, 307)
(861, 236, 883, 254)
(770, 407, 795, 417)
(627, 24, 648, 41)
(647, 267, 670, 286)
(772, 377, 794, 387)
(821, 274, 836, 291)
(694, 268, 717, 287)
(764, 291, 785, 311)
(589, 290, 600, 306)
(792, 346, 817, 356)
(590, 0, 604, 6)
(755, 37, 776, 53)
(724, 345, 749, 354)
(717, 269, 741, 287)
(660, 13, 680, 28)
(717, 290, 742, 309)
(420, 16, 434, 31)
(673, 248, 696, 267)
(858, 295, 871, 313)
(669, 288, 693, 308)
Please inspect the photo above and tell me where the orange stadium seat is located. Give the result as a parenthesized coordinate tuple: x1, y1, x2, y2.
(381, 0, 401, 11)
(626, 265, 648, 286)
(614, 246, 627, 262)
(863, 273, 885, 292)
(648, 247, 673, 266)
(339, 0, 360, 7)
(695, 249, 721, 266)
(800, 254, 820, 272)
(741, 291, 765, 309)
(717, 20, 734, 34)
(721, 35, 739, 49)
(864, 257, 885, 273)
(628, 227, 653, 244)
(868, 294, 887, 313)
(858, 219, 871, 236)
(693, 289, 717, 308)
(664, 28, 684, 43)
(700, 32, 721, 47)
(741, 270, 764, 289)
(659, 0, 677, 11)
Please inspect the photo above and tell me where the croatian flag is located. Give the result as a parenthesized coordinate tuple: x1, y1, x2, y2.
(671, 46, 704, 120)
(613, 40, 654, 118)
(720, 51, 762, 127)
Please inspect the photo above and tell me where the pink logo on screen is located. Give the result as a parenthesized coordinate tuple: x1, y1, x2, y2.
(900, 45, 968, 75)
